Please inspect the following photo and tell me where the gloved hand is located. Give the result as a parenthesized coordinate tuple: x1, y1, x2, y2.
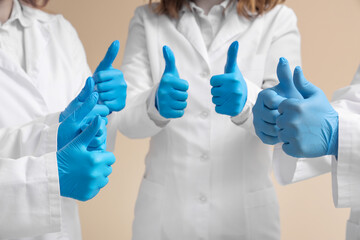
(252, 57, 303, 145)
(210, 41, 247, 116)
(155, 45, 189, 118)
(57, 115, 116, 201)
(276, 66, 339, 158)
(58, 92, 108, 151)
(59, 77, 110, 122)
(93, 40, 127, 112)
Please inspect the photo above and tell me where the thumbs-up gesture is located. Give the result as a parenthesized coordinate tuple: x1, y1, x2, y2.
(57, 115, 116, 201)
(252, 57, 303, 145)
(156, 46, 189, 118)
(210, 41, 247, 116)
(94, 40, 127, 112)
(276, 66, 339, 158)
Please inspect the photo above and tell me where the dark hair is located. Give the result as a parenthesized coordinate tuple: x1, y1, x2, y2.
(21, 0, 49, 8)
(149, 0, 286, 19)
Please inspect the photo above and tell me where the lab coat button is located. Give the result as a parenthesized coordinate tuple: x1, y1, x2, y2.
(201, 154, 209, 161)
(199, 195, 207, 203)
(200, 71, 209, 78)
(200, 111, 209, 118)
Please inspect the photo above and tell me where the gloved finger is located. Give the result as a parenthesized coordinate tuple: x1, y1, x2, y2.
(88, 134, 107, 149)
(73, 92, 98, 122)
(98, 177, 110, 189)
(275, 114, 286, 129)
(261, 89, 286, 110)
(86, 104, 110, 119)
(278, 98, 301, 115)
(170, 90, 188, 101)
(278, 128, 294, 144)
(85, 189, 100, 201)
(281, 142, 299, 158)
(72, 115, 102, 148)
(103, 99, 126, 112)
(170, 78, 189, 91)
(96, 81, 116, 92)
(258, 121, 279, 137)
(211, 86, 227, 97)
(256, 131, 280, 145)
(261, 108, 280, 124)
(77, 77, 95, 102)
(276, 57, 294, 93)
(101, 151, 116, 166)
(165, 110, 185, 118)
(210, 75, 224, 87)
(88, 119, 107, 148)
(215, 105, 226, 115)
(93, 69, 123, 84)
(103, 165, 113, 177)
(293, 66, 319, 99)
(163, 45, 180, 77)
(170, 100, 187, 110)
(212, 96, 226, 105)
(224, 41, 239, 74)
(88, 143, 107, 152)
(95, 40, 120, 73)
(99, 91, 118, 102)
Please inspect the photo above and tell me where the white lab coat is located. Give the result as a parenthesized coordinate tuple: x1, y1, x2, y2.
(331, 65, 360, 239)
(273, 66, 360, 240)
(118, 3, 301, 239)
(0, 4, 93, 239)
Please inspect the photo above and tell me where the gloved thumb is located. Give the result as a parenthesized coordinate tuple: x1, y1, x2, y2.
(163, 45, 179, 77)
(72, 92, 98, 122)
(224, 41, 239, 74)
(95, 40, 120, 73)
(77, 77, 95, 102)
(73, 115, 102, 148)
(293, 66, 319, 99)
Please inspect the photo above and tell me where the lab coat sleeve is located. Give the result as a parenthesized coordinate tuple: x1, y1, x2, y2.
(0, 112, 60, 158)
(330, 72, 360, 208)
(117, 7, 167, 139)
(272, 66, 360, 186)
(0, 114, 61, 238)
(232, 6, 302, 134)
(0, 152, 61, 239)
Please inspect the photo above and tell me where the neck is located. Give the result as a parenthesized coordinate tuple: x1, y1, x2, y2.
(0, 0, 13, 24)
(194, 0, 225, 15)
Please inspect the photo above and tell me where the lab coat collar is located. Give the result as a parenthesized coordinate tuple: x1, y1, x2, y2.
(187, 0, 232, 16)
(177, 8, 209, 66)
(209, 3, 252, 54)
(9, 0, 32, 28)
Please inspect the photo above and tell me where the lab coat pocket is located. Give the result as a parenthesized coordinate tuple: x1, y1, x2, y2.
(245, 186, 280, 240)
(132, 178, 165, 240)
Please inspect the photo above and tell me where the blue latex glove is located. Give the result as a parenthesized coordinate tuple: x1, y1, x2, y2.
(155, 46, 189, 118)
(276, 66, 339, 158)
(57, 115, 115, 201)
(58, 92, 107, 151)
(59, 77, 109, 122)
(210, 41, 247, 116)
(252, 57, 303, 145)
(93, 40, 127, 112)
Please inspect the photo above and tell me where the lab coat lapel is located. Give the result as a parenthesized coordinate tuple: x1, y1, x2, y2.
(209, 7, 250, 54)
(177, 11, 209, 66)
(24, 21, 51, 81)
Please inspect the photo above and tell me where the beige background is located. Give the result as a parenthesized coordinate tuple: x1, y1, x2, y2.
(45, 0, 360, 239)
